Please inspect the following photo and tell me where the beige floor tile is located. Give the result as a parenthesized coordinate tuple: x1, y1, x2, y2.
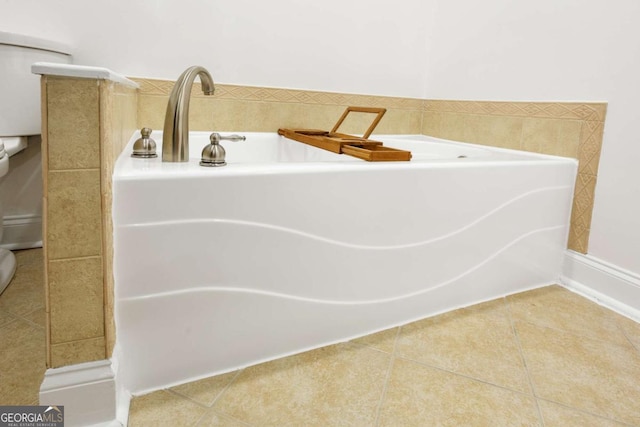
(0, 318, 46, 405)
(0, 267, 45, 316)
(0, 309, 17, 328)
(128, 390, 207, 427)
(615, 314, 640, 351)
(170, 371, 240, 407)
(379, 358, 541, 426)
(350, 326, 398, 353)
(396, 299, 531, 393)
(538, 399, 628, 427)
(197, 410, 251, 427)
(14, 248, 43, 268)
(507, 285, 629, 347)
(517, 321, 640, 425)
(21, 307, 46, 328)
(213, 342, 390, 426)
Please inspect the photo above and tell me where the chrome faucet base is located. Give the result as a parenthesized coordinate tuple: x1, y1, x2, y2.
(199, 160, 227, 167)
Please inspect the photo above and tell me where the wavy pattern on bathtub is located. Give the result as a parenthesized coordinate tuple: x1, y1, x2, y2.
(123, 224, 563, 305)
(116, 185, 571, 301)
(124, 185, 571, 250)
(118, 226, 565, 393)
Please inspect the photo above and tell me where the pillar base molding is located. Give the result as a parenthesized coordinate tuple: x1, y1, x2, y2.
(40, 359, 120, 427)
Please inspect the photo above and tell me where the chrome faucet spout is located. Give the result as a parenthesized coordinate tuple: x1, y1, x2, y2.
(162, 66, 215, 162)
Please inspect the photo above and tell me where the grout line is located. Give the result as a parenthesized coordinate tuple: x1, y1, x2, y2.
(373, 326, 401, 426)
(536, 397, 637, 427)
(47, 254, 102, 263)
(393, 355, 536, 399)
(16, 308, 46, 331)
(195, 408, 255, 427)
(49, 335, 104, 346)
(208, 369, 244, 409)
(504, 296, 546, 427)
(195, 369, 254, 426)
(518, 316, 636, 351)
(163, 388, 210, 410)
(0, 312, 19, 329)
(612, 317, 640, 354)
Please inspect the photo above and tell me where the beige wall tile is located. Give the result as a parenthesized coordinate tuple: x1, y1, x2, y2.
(372, 108, 422, 135)
(47, 78, 100, 170)
(47, 170, 102, 260)
(421, 111, 442, 137)
(50, 336, 105, 368)
(138, 95, 168, 130)
(114, 85, 139, 155)
(421, 99, 605, 254)
(463, 114, 524, 149)
(521, 118, 582, 157)
(438, 112, 467, 141)
(48, 257, 104, 344)
(42, 76, 137, 366)
(137, 78, 421, 136)
(100, 82, 138, 357)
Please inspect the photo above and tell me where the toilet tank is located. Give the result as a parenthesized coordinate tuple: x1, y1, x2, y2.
(0, 31, 72, 137)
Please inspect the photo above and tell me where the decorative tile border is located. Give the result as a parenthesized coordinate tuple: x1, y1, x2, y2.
(422, 99, 607, 254)
(133, 78, 605, 254)
(424, 100, 606, 122)
(132, 78, 425, 110)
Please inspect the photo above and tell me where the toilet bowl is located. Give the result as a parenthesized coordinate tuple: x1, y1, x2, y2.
(0, 31, 71, 294)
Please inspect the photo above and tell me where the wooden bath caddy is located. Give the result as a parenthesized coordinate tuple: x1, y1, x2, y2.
(278, 106, 412, 162)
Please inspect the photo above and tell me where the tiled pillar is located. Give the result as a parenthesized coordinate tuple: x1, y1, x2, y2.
(40, 75, 137, 368)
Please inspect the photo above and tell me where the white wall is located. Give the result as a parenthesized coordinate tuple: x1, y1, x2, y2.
(424, 0, 640, 276)
(0, 0, 432, 98)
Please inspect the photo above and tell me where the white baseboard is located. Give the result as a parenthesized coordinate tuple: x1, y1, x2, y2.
(561, 250, 640, 322)
(40, 359, 121, 427)
(0, 214, 42, 250)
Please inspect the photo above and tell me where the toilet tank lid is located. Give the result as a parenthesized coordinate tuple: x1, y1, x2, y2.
(0, 31, 71, 55)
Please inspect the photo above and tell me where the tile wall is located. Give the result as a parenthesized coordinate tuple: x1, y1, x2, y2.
(421, 100, 606, 253)
(40, 76, 604, 368)
(40, 76, 137, 368)
(132, 78, 424, 135)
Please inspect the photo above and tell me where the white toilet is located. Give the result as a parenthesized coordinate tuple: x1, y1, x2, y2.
(0, 31, 71, 294)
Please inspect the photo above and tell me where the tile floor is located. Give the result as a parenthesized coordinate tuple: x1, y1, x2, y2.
(1, 249, 639, 426)
(129, 285, 640, 427)
(0, 248, 46, 405)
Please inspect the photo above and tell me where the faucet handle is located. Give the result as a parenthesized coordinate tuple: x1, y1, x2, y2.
(201, 133, 246, 167)
(210, 132, 246, 143)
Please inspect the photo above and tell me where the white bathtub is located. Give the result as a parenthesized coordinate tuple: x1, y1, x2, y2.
(113, 132, 577, 394)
